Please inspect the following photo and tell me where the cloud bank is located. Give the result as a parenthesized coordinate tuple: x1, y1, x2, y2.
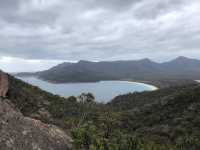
(0, 0, 200, 71)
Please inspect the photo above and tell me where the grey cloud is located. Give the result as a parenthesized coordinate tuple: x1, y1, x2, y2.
(89, 0, 141, 10)
(132, 0, 189, 19)
(0, 0, 22, 21)
(0, 0, 199, 62)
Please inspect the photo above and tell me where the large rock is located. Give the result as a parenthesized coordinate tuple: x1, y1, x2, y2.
(0, 71, 9, 97)
(0, 98, 72, 150)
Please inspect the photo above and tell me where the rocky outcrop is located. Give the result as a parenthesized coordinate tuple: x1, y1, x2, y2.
(0, 98, 72, 150)
(0, 71, 9, 97)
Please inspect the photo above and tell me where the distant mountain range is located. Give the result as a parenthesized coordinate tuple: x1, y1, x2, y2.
(16, 56, 200, 83)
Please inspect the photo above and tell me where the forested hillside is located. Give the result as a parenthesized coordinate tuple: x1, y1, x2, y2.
(5, 75, 200, 149)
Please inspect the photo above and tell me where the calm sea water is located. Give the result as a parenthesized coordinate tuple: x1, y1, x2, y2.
(18, 77, 157, 103)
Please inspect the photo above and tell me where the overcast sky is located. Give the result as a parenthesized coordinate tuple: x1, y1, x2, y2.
(0, 0, 200, 72)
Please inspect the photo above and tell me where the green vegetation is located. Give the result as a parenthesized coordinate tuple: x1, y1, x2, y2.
(7, 75, 200, 149)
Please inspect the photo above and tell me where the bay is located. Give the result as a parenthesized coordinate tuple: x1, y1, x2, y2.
(18, 77, 157, 103)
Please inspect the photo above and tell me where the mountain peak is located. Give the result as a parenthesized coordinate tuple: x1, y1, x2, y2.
(172, 56, 200, 63)
(139, 58, 155, 64)
(78, 60, 91, 64)
(140, 58, 152, 62)
(175, 56, 189, 61)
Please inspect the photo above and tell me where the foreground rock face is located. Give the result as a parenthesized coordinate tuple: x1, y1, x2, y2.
(0, 99, 72, 150)
(0, 71, 9, 97)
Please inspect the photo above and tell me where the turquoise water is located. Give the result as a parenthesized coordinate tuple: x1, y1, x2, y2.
(18, 77, 157, 103)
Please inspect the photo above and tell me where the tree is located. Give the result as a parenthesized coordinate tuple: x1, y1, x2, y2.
(78, 93, 95, 103)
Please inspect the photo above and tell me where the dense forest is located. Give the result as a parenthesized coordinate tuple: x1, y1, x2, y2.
(6, 75, 200, 149)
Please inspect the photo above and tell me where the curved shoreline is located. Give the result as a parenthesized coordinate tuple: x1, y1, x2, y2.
(17, 76, 159, 91)
(17, 75, 197, 92)
(125, 79, 198, 89)
(131, 82, 159, 91)
(108, 80, 159, 91)
(45, 78, 159, 90)
(117, 79, 159, 90)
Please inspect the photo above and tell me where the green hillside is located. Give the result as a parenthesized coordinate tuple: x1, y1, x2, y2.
(6, 75, 200, 149)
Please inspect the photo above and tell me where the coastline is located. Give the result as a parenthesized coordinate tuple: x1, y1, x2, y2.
(125, 79, 198, 89)
(17, 75, 197, 90)
(115, 80, 159, 91)
(18, 75, 159, 91)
